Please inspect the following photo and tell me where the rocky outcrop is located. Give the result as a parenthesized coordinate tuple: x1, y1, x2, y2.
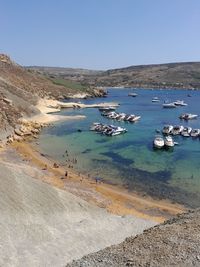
(0, 54, 16, 65)
(67, 209, 200, 267)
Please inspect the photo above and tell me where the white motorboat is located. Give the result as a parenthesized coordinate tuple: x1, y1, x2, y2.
(128, 115, 141, 122)
(124, 115, 131, 121)
(90, 122, 102, 131)
(190, 129, 200, 137)
(163, 103, 177, 108)
(91, 123, 127, 137)
(162, 125, 173, 135)
(116, 113, 126, 120)
(179, 113, 198, 120)
(99, 106, 116, 112)
(152, 97, 160, 102)
(164, 136, 174, 147)
(105, 126, 127, 136)
(153, 135, 165, 149)
(174, 100, 188, 106)
(107, 112, 118, 119)
(171, 125, 184, 135)
(181, 127, 192, 137)
(128, 93, 138, 97)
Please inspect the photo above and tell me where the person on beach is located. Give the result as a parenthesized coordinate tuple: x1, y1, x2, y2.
(53, 162, 59, 168)
(42, 164, 47, 170)
(65, 171, 68, 177)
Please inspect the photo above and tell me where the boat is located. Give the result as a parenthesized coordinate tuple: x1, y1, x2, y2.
(152, 97, 160, 102)
(162, 125, 173, 135)
(91, 123, 127, 136)
(128, 115, 141, 122)
(124, 115, 131, 121)
(181, 127, 192, 137)
(163, 103, 177, 108)
(187, 94, 192, 97)
(128, 93, 138, 97)
(164, 136, 174, 147)
(98, 106, 116, 112)
(190, 129, 200, 137)
(171, 125, 184, 135)
(153, 135, 165, 149)
(179, 113, 198, 120)
(101, 111, 141, 123)
(90, 122, 102, 131)
(116, 113, 126, 121)
(103, 125, 127, 136)
(173, 100, 188, 106)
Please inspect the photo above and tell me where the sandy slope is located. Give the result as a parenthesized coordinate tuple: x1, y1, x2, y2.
(0, 148, 155, 267)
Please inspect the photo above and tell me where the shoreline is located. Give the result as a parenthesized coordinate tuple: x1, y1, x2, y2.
(4, 96, 186, 223)
(11, 140, 186, 223)
(24, 98, 119, 124)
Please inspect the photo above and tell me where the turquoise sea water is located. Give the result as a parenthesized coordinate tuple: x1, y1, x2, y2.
(37, 89, 200, 207)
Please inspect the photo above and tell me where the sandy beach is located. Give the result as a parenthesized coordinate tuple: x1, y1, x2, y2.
(12, 140, 185, 223)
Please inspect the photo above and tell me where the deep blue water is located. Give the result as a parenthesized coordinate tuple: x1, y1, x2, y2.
(37, 88, 200, 207)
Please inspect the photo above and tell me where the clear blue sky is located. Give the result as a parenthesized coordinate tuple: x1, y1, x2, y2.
(1, 0, 200, 69)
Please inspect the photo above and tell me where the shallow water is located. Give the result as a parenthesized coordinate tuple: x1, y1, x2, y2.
(37, 88, 200, 207)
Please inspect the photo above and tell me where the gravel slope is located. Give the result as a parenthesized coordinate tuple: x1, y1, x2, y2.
(0, 149, 155, 267)
(67, 209, 200, 267)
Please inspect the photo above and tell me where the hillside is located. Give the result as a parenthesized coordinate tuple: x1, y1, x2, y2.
(29, 62, 200, 89)
(0, 54, 104, 142)
(0, 147, 155, 266)
(68, 209, 200, 267)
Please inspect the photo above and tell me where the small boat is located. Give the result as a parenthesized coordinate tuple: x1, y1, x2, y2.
(190, 129, 200, 137)
(99, 106, 116, 112)
(128, 115, 141, 122)
(152, 97, 160, 102)
(90, 122, 102, 131)
(173, 100, 188, 106)
(181, 127, 192, 137)
(164, 136, 174, 147)
(162, 125, 173, 135)
(179, 113, 198, 120)
(104, 125, 127, 136)
(124, 115, 131, 121)
(163, 103, 177, 108)
(187, 94, 192, 97)
(171, 125, 184, 135)
(91, 123, 127, 137)
(128, 93, 138, 97)
(153, 135, 165, 149)
(116, 113, 126, 121)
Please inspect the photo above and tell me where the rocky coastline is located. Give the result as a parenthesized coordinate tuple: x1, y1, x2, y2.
(0, 54, 199, 267)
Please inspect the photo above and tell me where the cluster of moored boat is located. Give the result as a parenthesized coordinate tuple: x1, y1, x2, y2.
(100, 111, 141, 122)
(154, 135, 176, 149)
(90, 123, 127, 136)
(162, 125, 200, 137)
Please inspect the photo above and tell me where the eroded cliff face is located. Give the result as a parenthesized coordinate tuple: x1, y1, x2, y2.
(67, 209, 200, 267)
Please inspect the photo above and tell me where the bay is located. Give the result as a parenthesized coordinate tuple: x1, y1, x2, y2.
(37, 88, 200, 207)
